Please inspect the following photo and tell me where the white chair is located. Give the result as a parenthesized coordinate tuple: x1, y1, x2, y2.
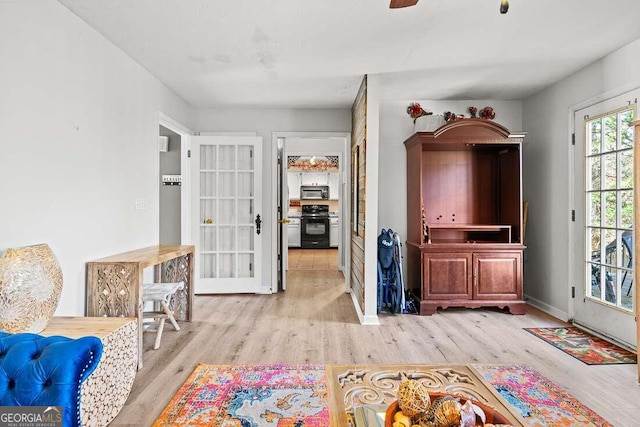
(142, 281, 184, 349)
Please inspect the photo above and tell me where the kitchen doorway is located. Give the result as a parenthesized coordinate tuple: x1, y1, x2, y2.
(272, 133, 350, 294)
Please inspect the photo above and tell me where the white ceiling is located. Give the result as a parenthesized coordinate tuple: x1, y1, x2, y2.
(57, 0, 640, 109)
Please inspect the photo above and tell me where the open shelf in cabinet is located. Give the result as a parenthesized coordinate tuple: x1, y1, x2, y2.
(425, 224, 512, 244)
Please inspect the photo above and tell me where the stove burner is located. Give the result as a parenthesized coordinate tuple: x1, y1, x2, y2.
(301, 204, 329, 218)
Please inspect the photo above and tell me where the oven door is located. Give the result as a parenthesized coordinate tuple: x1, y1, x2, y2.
(301, 217, 330, 248)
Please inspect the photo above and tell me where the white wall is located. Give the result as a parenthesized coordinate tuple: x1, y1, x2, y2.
(0, 0, 193, 316)
(378, 100, 523, 262)
(193, 108, 351, 291)
(286, 137, 346, 154)
(522, 38, 640, 320)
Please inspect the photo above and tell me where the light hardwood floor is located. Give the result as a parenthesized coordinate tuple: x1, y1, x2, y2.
(111, 251, 639, 426)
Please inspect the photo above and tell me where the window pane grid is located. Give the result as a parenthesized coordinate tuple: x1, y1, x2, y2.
(584, 108, 634, 311)
(199, 142, 257, 281)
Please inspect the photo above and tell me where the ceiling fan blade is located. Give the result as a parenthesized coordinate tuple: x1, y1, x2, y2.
(390, 0, 419, 8)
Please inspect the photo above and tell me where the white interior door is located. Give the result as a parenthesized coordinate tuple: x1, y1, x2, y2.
(573, 91, 638, 348)
(192, 135, 263, 294)
(279, 138, 288, 291)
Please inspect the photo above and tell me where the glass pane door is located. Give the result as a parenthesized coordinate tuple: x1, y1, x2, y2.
(573, 92, 638, 349)
(192, 136, 262, 293)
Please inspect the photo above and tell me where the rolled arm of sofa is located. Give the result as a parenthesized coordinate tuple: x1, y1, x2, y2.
(0, 332, 103, 427)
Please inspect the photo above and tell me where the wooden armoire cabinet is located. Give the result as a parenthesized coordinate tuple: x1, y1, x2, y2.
(404, 119, 526, 315)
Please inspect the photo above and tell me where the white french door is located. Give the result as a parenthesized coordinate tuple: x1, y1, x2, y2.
(573, 91, 638, 348)
(192, 135, 263, 294)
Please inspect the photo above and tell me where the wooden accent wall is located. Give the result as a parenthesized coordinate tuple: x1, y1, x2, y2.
(351, 76, 367, 312)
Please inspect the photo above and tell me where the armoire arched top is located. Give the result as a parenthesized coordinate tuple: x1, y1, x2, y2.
(404, 119, 524, 149)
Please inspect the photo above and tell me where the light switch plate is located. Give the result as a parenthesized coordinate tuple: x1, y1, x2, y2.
(135, 198, 148, 210)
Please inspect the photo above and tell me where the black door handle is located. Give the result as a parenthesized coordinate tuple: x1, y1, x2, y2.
(255, 214, 262, 235)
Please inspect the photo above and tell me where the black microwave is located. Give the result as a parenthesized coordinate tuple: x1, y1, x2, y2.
(300, 185, 329, 200)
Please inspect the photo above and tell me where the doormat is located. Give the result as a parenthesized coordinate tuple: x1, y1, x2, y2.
(152, 363, 330, 426)
(475, 364, 612, 427)
(524, 326, 637, 365)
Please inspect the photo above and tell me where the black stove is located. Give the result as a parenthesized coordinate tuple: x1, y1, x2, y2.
(300, 205, 330, 248)
(301, 204, 330, 218)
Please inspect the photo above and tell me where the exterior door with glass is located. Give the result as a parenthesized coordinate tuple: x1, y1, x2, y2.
(192, 135, 263, 294)
(573, 92, 638, 348)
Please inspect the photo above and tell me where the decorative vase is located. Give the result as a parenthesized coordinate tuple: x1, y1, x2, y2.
(0, 243, 63, 333)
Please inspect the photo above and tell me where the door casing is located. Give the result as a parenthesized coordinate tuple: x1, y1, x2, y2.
(271, 131, 350, 295)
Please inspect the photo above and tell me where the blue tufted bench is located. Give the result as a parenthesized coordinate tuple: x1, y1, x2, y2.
(0, 331, 103, 427)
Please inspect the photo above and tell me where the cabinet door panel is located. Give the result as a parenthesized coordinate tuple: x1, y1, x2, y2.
(329, 172, 340, 199)
(473, 252, 521, 299)
(288, 173, 301, 199)
(288, 224, 300, 247)
(423, 253, 472, 299)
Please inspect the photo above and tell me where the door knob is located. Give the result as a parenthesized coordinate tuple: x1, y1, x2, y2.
(277, 218, 291, 224)
(255, 214, 262, 235)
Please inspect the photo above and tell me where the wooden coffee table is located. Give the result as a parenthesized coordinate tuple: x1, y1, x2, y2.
(325, 364, 525, 426)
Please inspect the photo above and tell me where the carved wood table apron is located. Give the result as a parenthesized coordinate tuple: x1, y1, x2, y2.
(85, 245, 195, 369)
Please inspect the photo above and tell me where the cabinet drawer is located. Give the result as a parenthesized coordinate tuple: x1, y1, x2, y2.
(422, 253, 472, 299)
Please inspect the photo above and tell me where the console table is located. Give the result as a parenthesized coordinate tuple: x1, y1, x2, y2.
(85, 245, 195, 368)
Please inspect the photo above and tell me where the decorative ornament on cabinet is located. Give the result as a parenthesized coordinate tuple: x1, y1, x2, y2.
(410, 104, 496, 126)
(406, 102, 432, 123)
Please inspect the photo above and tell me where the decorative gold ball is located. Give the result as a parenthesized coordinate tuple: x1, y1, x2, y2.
(433, 399, 462, 426)
(416, 397, 462, 427)
(397, 379, 431, 418)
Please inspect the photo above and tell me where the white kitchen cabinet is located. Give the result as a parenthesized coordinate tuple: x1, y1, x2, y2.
(288, 218, 301, 247)
(300, 172, 328, 186)
(328, 173, 340, 199)
(299, 173, 314, 185)
(288, 173, 301, 199)
(330, 217, 340, 247)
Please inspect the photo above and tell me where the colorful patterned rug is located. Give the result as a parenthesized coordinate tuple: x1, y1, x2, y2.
(475, 364, 612, 427)
(154, 363, 612, 426)
(153, 364, 330, 426)
(524, 326, 637, 365)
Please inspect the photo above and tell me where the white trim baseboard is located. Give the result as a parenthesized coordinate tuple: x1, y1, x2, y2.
(523, 294, 569, 322)
(350, 291, 380, 325)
